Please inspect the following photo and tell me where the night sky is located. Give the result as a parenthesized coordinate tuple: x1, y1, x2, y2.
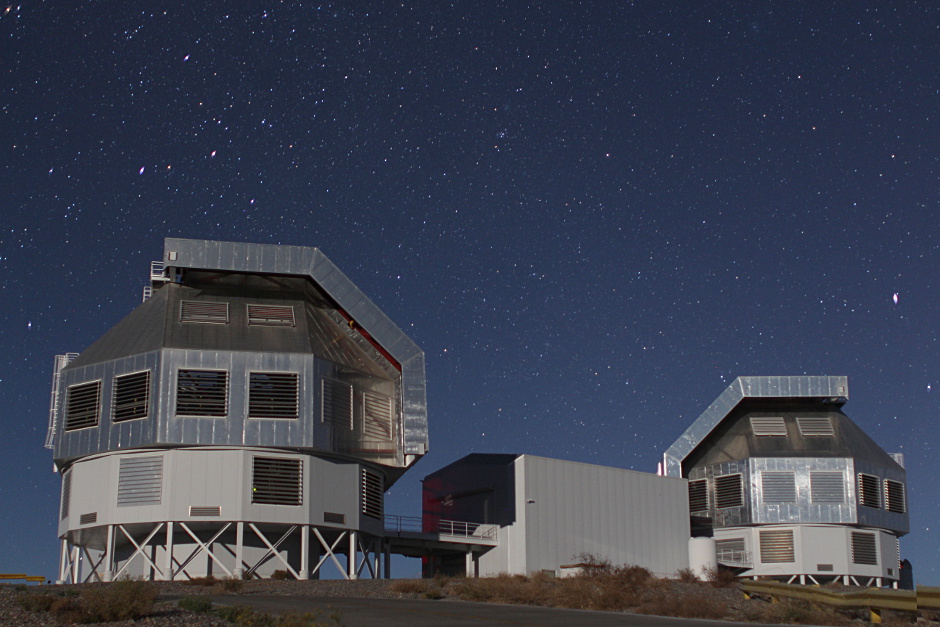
(3, 2, 938, 583)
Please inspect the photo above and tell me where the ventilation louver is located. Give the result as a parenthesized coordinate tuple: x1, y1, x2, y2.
(252, 457, 303, 506)
(65, 381, 101, 431)
(112, 371, 150, 422)
(761, 472, 797, 503)
(759, 529, 795, 563)
(750, 416, 787, 436)
(176, 370, 228, 417)
(324, 512, 346, 525)
(858, 473, 881, 509)
(189, 506, 221, 517)
(810, 471, 845, 503)
(79, 512, 97, 525)
(322, 378, 353, 428)
(885, 479, 906, 513)
(361, 468, 383, 519)
(796, 416, 834, 436)
(180, 301, 229, 324)
(248, 372, 299, 419)
(851, 531, 878, 565)
(363, 391, 393, 439)
(117, 455, 163, 506)
(714, 473, 744, 508)
(247, 304, 295, 327)
(688, 479, 708, 512)
(60, 471, 72, 520)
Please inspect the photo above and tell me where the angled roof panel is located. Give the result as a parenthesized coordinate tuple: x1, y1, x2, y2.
(663, 376, 848, 477)
(164, 238, 428, 454)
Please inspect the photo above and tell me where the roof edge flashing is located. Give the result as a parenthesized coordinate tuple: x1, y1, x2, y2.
(663, 375, 849, 477)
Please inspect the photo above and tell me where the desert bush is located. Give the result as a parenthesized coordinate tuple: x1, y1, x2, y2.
(220, 576, 245, 593)
(271, 569, 293, 580)
(389, 579, 433, 595)
(674, 567, 700, 583)
(49, 596, 85, 624)
(703, 565, 739, 588)
(178, 595, 214, 613)
(73, 578, 158, 623)
(636, 586, 727, 620)
(17, 592, 58, 613)
(184, 575, 219, 586)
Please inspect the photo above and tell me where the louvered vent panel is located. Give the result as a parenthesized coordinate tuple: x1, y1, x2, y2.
(180, 301, 229, 324)
(759, 530, 795, 563)
(858, 473, 881, 508)
(851, 531, 878, 565)
(688, 479, 708, 512)
(79, 512, 97, 525)
(176, 370, 228, 416)
(762, 472, 797, 503)
(324, 512, 346, 525)
(249, 372, 299, 419)
(810, 472, 845, 503)
(714, 474, 743, 508)
(716, 538, 746, 562)
(247, 304, 295, 326)
(363, 391, 393, 438)
(112, 371, 150, 422)
(189, 506, 221, 517)
(361, 469, 383, 519)
(117, 456, 163, 506)
(65, 381, 101, 431)
(322, 378, 353, 428)
(750, 416, 787, 436)
(885, 480, 906, 513)
(252, 457, 303, 505)
(60, 471, 72, 520)
(797, 416, 834, 436)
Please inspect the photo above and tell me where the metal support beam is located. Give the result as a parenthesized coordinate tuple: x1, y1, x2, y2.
(176, 522, 233, 578)
(114, 523, 165, 580)
(312, 528, 348, 580)
(348, 531, 357, 580)
(164, 521, 174, 581)
(246, 524, 299, 580)
(300, 525, 310, 580)
(234, 521, 245, 579)
(102, 525, 115, 582)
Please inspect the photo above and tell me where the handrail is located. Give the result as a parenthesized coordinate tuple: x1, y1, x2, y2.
(384, 515, 497, 540)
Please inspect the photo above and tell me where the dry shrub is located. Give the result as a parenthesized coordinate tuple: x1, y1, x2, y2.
(17, 592, 57, 613)
(184, 575, 219, 586)
(453, 572, 557, 606)
(270, 569, 292, 580)
(220, 576, 245, 593)
(178, 595, 214, 613)
(77, 579, 158, 622)
(390, 579, 429, 594)
(703, 565, 739, 588)
(49, 596, 85, 624)
(636, 585, 728, 620)
(736, 597, 852, 626)
(674, 567, 700, 583)
(43, 579, 158, 623)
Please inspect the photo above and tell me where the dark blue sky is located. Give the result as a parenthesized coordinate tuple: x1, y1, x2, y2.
(2, 2, 938, 582)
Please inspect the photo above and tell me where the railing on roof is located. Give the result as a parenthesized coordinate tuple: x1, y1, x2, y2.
(46, 353, 79, 449)
(384, 515, 497, 540)
(150, 260, 169, 282)
(717, 548, 752, 566)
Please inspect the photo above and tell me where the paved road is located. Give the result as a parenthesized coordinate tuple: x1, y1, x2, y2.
(210, 595, 784, 627)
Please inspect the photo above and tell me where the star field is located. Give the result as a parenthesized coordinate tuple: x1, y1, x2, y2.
(1, 2, 938, 581)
